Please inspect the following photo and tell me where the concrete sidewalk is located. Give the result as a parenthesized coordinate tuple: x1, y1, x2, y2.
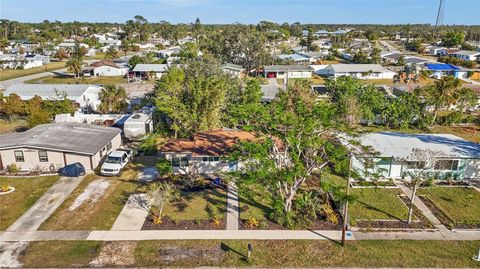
(6, 176, 84, 231)
(111, 194, 151, 231)
(226, 181, 240, 230)
(395, 182, 443, 226)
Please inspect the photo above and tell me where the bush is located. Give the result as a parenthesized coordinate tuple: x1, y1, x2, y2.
(156, 158, 173, 177)
(438, 112, 463, 126)
(139, 133, 160, 156)
(6, 164, 20, 174)
(244, 217, 260, 229)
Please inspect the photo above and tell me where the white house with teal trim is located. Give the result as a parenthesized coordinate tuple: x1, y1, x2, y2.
(352, 132, 480, 180)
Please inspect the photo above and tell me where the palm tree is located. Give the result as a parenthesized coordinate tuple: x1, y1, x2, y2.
(98, 85, 128, 113)
(104, 46, 118, 60)
(65, 57, 83, 78)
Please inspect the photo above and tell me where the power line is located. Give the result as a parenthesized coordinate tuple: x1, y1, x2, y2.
(435, 0, 446, 27)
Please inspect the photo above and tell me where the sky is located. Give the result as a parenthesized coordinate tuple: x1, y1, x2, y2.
(1, 0, 479, 25)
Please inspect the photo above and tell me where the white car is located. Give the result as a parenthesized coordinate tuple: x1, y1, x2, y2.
(100, 150, 132, 176)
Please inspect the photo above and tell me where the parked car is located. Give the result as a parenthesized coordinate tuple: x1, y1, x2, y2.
(100, 149, 132, 176)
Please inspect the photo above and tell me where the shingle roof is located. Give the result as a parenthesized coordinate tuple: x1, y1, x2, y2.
(264, 65, 313, 72)
(4, 84, 102, 102)
(451, 50, 480, 56)
(0, 122, 121, 155)
(132, 64, 168, 72)
(329, 64, 394, 73)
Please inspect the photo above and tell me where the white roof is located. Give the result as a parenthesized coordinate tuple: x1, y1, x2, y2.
(452, 50, 480, 56)
(132, 64, 168, 72)
(329, 64, 395, 73)
(4, 84, 102, 102)
(359, 132, 480, 159)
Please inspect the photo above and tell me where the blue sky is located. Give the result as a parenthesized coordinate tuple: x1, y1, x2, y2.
(1, 0, 479, 25)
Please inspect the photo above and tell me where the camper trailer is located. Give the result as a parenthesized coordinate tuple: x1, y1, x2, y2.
(123, 107, 154, 140)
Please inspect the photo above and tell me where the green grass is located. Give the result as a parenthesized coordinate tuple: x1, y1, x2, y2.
(39, 164, 141, 230)
(19, 241, 101, 267)
(134, 240, 480, 268)
(0, 176, 59, 230)
(238, 183, 273, 220)
(0, 119, 28, 134)
(163, 187, 227, 221)
(84, 52, 107, 60)
(350, 188, 409, 222)
(25, 75, 127, 85)
(0, 62, 66, 81)
(418, 187, 480, 226)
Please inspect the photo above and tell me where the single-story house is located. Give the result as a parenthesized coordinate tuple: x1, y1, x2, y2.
(0, 123, 122, 172)
(0, 54, 48, 69)
(425, 63, 469, 79)
(221, 63, 244, 78)
(4, 84, 103, 111)
(277, 54, 310, 64)
(448, 50, 480, 62)
(85, 60, 128, 77)
(161, 130, 258, 174)
(381, 53, 430, 66)
(132, 64, 168, 79)
(264, 65, 313, 79)
(352, 132, 480, 180)
(325, 64, 396, 79)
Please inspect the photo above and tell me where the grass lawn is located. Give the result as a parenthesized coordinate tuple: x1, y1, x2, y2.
(25, 75, 127, 85)
(238, 183, 273, 220)
(39, 164, 142, 230)
(361, 76, 435, 87)
(0, 119, 28, 134)
(162, 187, 227, 221)
(0, 62, 66, 81)
(19, 240, 479, 267)
(349, 188, 409, 222)
(84, 52, 107, 60)
(19, 241, 101, 267)
(430, 125, 480, 143)
(0, 176, 59, 230)
(418, 187, 480, 226)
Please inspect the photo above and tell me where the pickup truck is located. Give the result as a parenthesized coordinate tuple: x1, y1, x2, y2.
(100, 149, 133, 176)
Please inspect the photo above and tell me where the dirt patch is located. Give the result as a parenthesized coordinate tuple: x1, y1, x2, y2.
(89, 241, 136, 267)
(240, 216, 341, 230)
(156, 244, 225, 264)
(69, 179, 110, 211)
(142, 215, 226, 230)
(0, 242, 28, 268)
(419, 195, 480, 229)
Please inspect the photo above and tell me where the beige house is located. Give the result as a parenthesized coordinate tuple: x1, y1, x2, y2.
(0, 123, 122, 172)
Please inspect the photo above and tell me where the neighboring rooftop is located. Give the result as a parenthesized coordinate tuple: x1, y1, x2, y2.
(132, 64, 168, 72)
(425, 63, 460, 71)
(260, 84, 286, 101)
(450, 50, 480, 56)
(221, 63, 243, 71)
(4, 84, 102, 101)
(90, 60, 119, 68)
(161, 130, 258, 156)
(328, 64, 394, 73)
(264, 65, 313, 72)
(358, 132, 480, 159)
(0, 122, 121, 155)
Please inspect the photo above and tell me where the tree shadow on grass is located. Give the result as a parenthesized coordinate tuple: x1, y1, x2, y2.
(357, 200, 405, 221)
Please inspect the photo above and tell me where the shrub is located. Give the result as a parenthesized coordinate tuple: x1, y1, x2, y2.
(6, 164, 20, 174)
(152, 215, 162, 225)
(1, 184, 11, 193)
(211, 217, 222, 227)
(156, 158, 173, 177)
(139, 133, 160, 156)
(244, 217, 260, 229)
(321, 203, 339, 225)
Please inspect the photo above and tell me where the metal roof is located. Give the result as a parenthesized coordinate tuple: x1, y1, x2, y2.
(329, 64, 394, 73)
(450, 50, 480, 56)
(358, 132, 480, 159)
(4, 84, 102, 102)
(0, 122, 121, 155)
(426, 63, 460, 71)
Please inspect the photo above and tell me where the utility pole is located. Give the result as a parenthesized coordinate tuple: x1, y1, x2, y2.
(435, 0, 446, 27)
(341, 154, 352, 246)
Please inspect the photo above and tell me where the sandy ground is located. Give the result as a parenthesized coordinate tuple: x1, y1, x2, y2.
(0, 242, 28, 268)
(69, 179, 110, 211)
(89, 241, 137, 267)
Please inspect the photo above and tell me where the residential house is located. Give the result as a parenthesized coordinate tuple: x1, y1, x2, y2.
(429, 46, 447, 55)
(0, 54, 48, 69)
(161, 130, 258, 174)
(277, 54, 310, 64)
(132, 64, 168, 79)
(351, 132, 480, 180)
(4, 84, 103, 112)
(425, 63, 470, 79)
(324, 64, 396, 79)
(221, 63, 244, 78)
(448, 50, 480, 62)
(264, 65, 313, 79)
(0, 123, 122, 172)
(85, 60, 128, 77)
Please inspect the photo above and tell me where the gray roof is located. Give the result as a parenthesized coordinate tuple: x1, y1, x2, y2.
(359, 132, 480, 159)
(132, 64, 168, 72)
(4, 84, 101, 101)
(264, 65, 313, 72)
(329, 64, 394, 73)
(0, 122, 121, 155)
(221, 63, 243, 71)
(451, 50, 480, 56)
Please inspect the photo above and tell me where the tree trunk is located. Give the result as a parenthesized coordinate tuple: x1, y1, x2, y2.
(407, 184, 418, 224)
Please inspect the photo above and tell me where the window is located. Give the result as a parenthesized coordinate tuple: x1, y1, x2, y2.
(171, 157, 189, 167)
(38, 151, 48, 162)
(202, 157, 208, 162)
(213, 157, 220, 162)
(107, 142, 112, 151)
(14, 151, 24, 162)
(208, 156, 215, 162)
(434, 160, 459, 171)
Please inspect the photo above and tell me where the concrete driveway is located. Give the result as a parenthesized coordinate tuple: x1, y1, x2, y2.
(6, 176, 85, 231)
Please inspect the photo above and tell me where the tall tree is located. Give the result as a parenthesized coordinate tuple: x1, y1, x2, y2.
(98, 85, 128, 113)
(104, 46, 118, 60)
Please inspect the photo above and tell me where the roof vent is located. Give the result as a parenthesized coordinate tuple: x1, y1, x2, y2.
(132, 114, 141, 119)
(32, 135, 38, 138)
